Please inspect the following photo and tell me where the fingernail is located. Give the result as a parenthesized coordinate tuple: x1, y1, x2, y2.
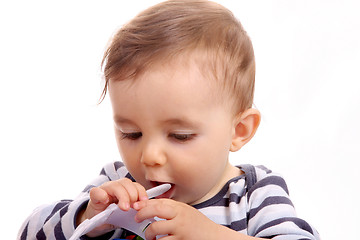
(122, 202, 130, 210)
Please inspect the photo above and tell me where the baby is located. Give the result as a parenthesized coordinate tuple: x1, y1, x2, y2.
(18, 1, 320, 239)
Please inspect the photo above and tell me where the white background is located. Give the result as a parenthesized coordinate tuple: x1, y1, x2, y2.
(1, 1, 359, 239)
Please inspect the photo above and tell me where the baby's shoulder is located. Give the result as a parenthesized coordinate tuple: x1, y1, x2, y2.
(238, 164, 289, 195)
(247, 165, 290, 198)
(254, 165, 278, 181)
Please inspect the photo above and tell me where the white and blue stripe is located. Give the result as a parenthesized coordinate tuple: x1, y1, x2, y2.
(18, 162, 320, 239)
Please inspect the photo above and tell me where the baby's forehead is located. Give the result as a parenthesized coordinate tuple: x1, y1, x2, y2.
(127, 52, 218, 86)
(109, 58, 236, 121)
(115, 53, 234, 108)
(121, 53, 215, 88)
(137, 50, 223, 84)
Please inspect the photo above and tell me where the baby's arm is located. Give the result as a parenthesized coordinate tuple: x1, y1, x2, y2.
(18, 196, 90, 240)
(17, 161, 132, 239)
(246, 170, 320, 239)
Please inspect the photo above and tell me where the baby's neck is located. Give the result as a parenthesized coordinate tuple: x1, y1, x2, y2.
(191, 163, 241, 205)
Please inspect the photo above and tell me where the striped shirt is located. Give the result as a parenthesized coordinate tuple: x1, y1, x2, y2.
(18, 162, 320, 239)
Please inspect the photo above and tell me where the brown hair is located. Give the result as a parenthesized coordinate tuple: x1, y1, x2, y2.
(101, 0, 255, 113)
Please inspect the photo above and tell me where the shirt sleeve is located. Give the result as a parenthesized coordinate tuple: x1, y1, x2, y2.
(17, 161, 129, 240)
(246, 167, 320, 240)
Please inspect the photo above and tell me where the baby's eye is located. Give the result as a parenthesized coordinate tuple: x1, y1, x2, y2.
(169, 133, 196, 142)
(121, 132, 142, 140)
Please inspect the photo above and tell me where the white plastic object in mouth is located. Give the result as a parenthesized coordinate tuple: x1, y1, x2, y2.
(147, 183, 172, 198)
(69, 183, 171, 240)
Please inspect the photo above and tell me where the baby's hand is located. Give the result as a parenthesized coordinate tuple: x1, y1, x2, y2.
(77, 178, 148, 238)
(134, 199, 222, 240)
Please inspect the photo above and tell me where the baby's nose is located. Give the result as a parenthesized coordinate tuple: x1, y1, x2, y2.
(140, 141, 167, 166)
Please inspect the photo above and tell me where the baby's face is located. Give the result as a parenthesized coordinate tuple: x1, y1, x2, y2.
(109, 59, 239, 205)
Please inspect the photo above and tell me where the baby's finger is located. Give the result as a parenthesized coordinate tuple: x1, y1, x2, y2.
(89, 187, 111, 210)
(99, 178, 147, 211)
(100, 180, 131, 211)
(133, 199, 146, 211)
(133, 182, 148, 202)
(116, 179, 148, 207)
(135, 199, 177, 223)
(145, 220, 175, 240)
(119, 179, 143, 203)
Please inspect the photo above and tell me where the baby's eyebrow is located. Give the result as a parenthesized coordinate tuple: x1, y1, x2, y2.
(113, 116, 201, 129)
(161, 118, 200, 129)
(113, 116, 135, 125)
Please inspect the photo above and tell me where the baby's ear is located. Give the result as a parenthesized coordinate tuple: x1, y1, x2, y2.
(230, 108, 261, 152)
